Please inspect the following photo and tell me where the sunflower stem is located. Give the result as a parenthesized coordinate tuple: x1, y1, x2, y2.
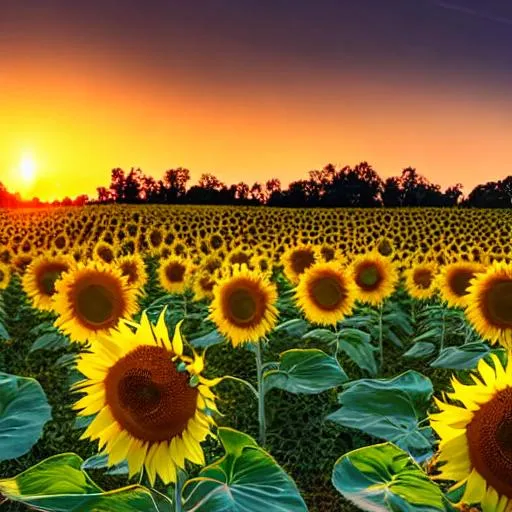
(440, 308, 446, 353)
(174, 468, 187, 512)
(378, 303, 384, 368)
(223, 375, 259, 399)
(255, 339, 267, 447)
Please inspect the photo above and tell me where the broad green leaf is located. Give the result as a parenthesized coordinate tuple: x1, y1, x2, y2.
(0, 453, 171, 511)
(274, 318, 309, 337)
(182, 428, 307, 512)
(0, 372, 52, 462)
(328, 371, 434, 461)
(403, 342, 437, 359)
(332, 443, 446, 511)
(336, 329, 377, 376)
(302, 328, 337, 344)
(190, 329, 225, 348)
(30, 331, 69, 352)
(430, 342, 490, 370)
(264, 349, 348, 394)
(0, 320, 8, 340)
(81, 454, 129, 476)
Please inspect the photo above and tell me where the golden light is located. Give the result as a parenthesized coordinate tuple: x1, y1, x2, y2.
(20, 155, 36, 183)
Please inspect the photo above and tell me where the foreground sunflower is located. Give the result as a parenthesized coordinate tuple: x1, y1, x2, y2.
(430, 355, 512, 512)
(0, 262, 11, 290)
(209, 264, 279, 346)
(349, 252, 398, 306)
(437, 261, 485, 309)
(296, 261, 356, 326)
(73, 311, 218, 485)
(282, 244, 317, 284)
(22, 253, 75, 311)
(53, 261, 138, 342)
(404, 262, 438, 300)
(466, 262, 512, 350)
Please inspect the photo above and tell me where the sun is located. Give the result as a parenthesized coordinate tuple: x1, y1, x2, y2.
(20, 155, 36, 183)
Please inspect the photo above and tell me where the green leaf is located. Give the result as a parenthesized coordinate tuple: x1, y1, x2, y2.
(332, 443, 446, 511)
(0, 372, 52, 462)
(0, 320, 8, 340)
(0, 453, 172, 511)
(81, 454, 129, 476)
(30, 331, 70, 353)
(430, 342, 491, 370)
(403, 342, 437, 359)
(264, 349, 348, 394)
(182, 428, 307, 512)
(190, 329, 225, 348)
(301, 328, 337, 344)
(336, 329, 377, 376)
(274, 318, 310, 337)
(327, 371, 434, 462)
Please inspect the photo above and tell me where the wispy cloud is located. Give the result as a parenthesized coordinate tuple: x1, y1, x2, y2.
(431, 0, 512, 26)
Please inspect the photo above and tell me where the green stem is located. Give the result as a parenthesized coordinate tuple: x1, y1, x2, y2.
(255, 339, 266, 447)
(440, 308, 446, 353)
(175, 468, 187, 512)
(378, 303, 384, 368)
(183, 293, 188, 319)
(223, 375, 259, 399)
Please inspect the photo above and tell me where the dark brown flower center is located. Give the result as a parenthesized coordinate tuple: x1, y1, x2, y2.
(228, 289, 258, 323)
(97, 246, 115, 263)
(466, 387, 512, 499)
(378, 240, 393, 256)
(321, 247, 336, 262)
(166, 263, 185, 283)
(413, 269, 433, 290)
(449, 270, 476, 297)
(483, 280, 512, 327)
(310, 275, 346, 310)
(222, 280, 266, 327)
(76, 283, 117, 326)
(105, 346, 198, 442)
(230, 252, 251, 265)
(150, 230, 163, 248)
(290, 249, 315, 275)
(121, 262, 139, 285)
(356, 263, 382, 291)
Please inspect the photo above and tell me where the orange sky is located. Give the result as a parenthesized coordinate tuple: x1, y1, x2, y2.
(1, 49, 511, 201)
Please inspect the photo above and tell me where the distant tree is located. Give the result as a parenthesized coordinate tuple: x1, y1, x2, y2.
(163, 168, 190, 203)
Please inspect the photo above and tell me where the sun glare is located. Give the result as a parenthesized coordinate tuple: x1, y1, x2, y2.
(20, 155, 36, 183)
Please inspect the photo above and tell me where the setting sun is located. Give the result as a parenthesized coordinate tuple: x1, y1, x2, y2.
(19, 155, 36, 184)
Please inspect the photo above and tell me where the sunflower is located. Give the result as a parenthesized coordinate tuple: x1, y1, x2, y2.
(430, 355, 512, 512)
(22, 253, 75, 311)
(438, 261, 486, 309)
(0, 263, 11, 290)
(465, 262, 512, 350)
(116, 254, 148, 292)
(73, 311, 219, 485)
(158, 256, 192, 294)
(349, 252, 399, 306)
(53, 261, 139, 342)
(314, 243, 344, 264)
(192, 270, 218, 302)
(296, 262, 356, 326)
(404, 262, 438, 300)
(209, 264, 279, 347)
(282, 244, 317, 284)
(94, 242, 116, 265)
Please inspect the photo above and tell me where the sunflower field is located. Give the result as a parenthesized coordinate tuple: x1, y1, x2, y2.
(1, 205, 512, 512)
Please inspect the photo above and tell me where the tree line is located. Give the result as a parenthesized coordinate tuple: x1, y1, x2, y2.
(1, 162, 512, 208)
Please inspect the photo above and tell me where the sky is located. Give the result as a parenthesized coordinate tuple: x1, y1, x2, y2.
(1, 0, 511, 201)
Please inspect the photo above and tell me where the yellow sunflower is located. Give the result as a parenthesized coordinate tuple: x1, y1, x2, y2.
(430, 355, 512, 512)
(158, 256, 192, 294)
(438, 261, 486, 309)
(0, 262, 11, 290)
(282, 244, 317, 284)
(73, 311, 219, 486)
(349, 252, 399, 306)
(296, 261, 356, 326)
(94, 242, 116, 265)
(192, 270, 219, 302)
(53, 261, 139, 342)
(22, 253, 75, 311)
(404, 262, 438, 300)
(465, 262, 512, 350)
(209, 264, 279, 347)
(115, 254, 148, 292)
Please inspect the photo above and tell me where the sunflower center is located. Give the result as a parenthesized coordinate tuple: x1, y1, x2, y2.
(450, 270, 475, 297)
(484, 280, 512, 327)
(356, 264, 382, 291)
(166, 264, 185, 283)
(321, 247, 336, 262)
(105, 345, 198, 442)
(310, 276, 345, 310)
(466, 387, 512, 499)
(76, 284, 115, 325)
(228, 288, 257, 323)
(121, 262, 138, 285)
(378, 240, 392, 256)
(290, 250, 315, 275)
(97, 247, 114, 263)
(39, 270, 63, 296)
(413, 269, 433, 289)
